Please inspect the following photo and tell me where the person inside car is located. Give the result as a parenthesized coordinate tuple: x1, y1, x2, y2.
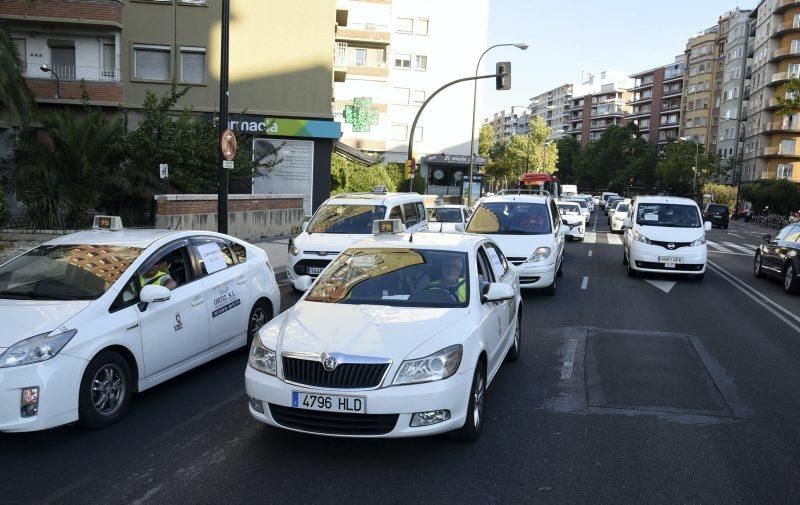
(425, 254, 466, 302)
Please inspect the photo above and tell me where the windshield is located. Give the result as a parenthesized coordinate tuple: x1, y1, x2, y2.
(636, 203, 702, 228)
(0, 244, 143, 300)
(558, 204, 581, 216)
(569, 199, 588, 209)
(427, 208, 462, 223)
(306, 248, 469, 308)
(466, 202, 552, 235)
(306, 204, 387, 234)
(615, 204, 630, 213)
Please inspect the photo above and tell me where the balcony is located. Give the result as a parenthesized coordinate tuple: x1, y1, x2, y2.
(662, 71, 685, 83)
(770, 47, 800, 62)
(659, 121, 680, 129)
(661, 88, 683, 98)
(763, 120, 800, 133)
(773, 21, 800, 38)
(26, 72, 122, 103)
(628, 110, 651, 119)
(767, 97, 783, 109)
(334, 42, 347, 82)
(335, 23, 390, 45)
(762, 146, 800, 157)
(630, 79, 654, 91)
(775, 0, 800, 14)
(0, 0, 122, 27)
(661, 103, 681, 112)
(768, 72, 793, 86)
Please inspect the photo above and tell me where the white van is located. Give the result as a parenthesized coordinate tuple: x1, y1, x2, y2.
(622, 196, 711, 280)
(288, 188, 427, 283)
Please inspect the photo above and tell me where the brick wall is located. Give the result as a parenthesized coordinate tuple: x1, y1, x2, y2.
(156, 197, 304, 215)
(26, 78, 123, 102)
(0, 0, 122, 24)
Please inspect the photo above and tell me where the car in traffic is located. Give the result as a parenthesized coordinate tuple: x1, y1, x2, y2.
(610, 202, 631, 233)
(607, 198, 630, 226)
(622, 196, 710, 280)
(245, 221, 522, 440)
(600, 192, 619, 209)
(567, 197, 591, 224)
(288, 188, 428, 284)
(426, 205, 472, 233)
(605, 196, 623, 215)
(557, 201, 586, 241)
(0, 217, 280, 432)
(703, 203, 730, 229)
(754, 224, 800, 293)
(466, 193, 566, 294)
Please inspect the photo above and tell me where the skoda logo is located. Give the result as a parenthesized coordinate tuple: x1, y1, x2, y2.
(321, 353, 338, 372)
(667, 243, 676, 250)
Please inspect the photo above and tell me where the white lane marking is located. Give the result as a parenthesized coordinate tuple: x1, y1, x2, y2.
(707, 240, 733, 253)
(606, 233, 623, 245)
(581, 276, 589, 290)
(728, 232, 745, 239)
(744, 243, 757, 249)
(588, 250, 593, 257)
(560, 338, 578, 380)
(584, 232, 596, 244)
(708, 260, 800, 335)
(644, 279, 676, 293)
(722, 241, 754, 254)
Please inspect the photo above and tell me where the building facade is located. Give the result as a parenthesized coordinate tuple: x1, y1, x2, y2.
(680, 25, 725, 153)
(530, 84, 572, 140)
(628, 58, 685, 146)
(484, 107, 531, 143)
(567, 76, 632, 146)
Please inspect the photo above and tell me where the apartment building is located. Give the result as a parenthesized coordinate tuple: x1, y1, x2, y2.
(566, 71, 632, 146)
(628, 58, 686, 146)
(717, 8, 753, 171)
(484, 107, 531, 143)
(529, 84, 572, 140)
(680, 25, 725, 153)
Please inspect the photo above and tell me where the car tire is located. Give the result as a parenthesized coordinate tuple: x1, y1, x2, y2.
(453, 360, 486, 442)
(247, 299, 273, 347)
(556, 256, 564, 278)
(626, 258, 637, 277)
(754, 252, 765, 279)
(78, 350, 133, 430)
(784, 263, 800, 294)
(623, 249, 629, 265)
(505, 310, 522, 363)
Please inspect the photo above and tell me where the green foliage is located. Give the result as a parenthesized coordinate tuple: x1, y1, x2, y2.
(483, 117, 556, 190)
(655, 139, 717, 196)
(575, 124, 658, 192)
(740, 179, 800, 215)
(331, 153, 396, 194)
(776, 77, 800, 117)
(0, 22, 34, 130)
(554, 136, 581, 183)
(0, 183, 9, 227)
(478, 124, 494, 157)
(702, 182, 737, 209)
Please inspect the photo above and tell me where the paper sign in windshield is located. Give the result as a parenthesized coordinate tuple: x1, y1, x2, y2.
(485, 248, 505, 278)
(197, 243, 228, 274)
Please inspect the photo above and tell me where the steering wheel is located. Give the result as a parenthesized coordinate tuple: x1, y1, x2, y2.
(420, 286, 460, 303)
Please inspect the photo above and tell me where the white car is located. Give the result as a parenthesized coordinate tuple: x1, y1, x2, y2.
(0, 217, 280, 432)
(288, 189, 428, 284)
(610, 201, 631, 233)
(467, 194, 566, 294)
(567, 198, 591, 224)
(245, 221, 522, 440)
(557, 202, 586, 241)
(607, 198, 630, 225)
(623, 196, 711, 280)
(426, 205, 472, 233)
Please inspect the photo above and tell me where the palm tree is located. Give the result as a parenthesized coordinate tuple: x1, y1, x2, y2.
(0, 22, 34, 130)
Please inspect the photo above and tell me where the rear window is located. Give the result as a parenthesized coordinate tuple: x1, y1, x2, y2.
(616, 204, 630, 213)
(307, 204, 387, 234)
(466, 202, 552, 235)
(707, 204, 728, 214)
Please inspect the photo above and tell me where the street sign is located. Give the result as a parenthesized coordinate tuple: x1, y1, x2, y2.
(220, 129, 237, 161)
(159, 163, 168, 179)
(222, 160, 235, 169)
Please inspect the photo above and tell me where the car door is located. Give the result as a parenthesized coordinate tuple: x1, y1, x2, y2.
(549, 198, 565, 266)
(134, 240, 210, 379)
(475, 245, 503, 374)
(764, 225, 793, 273)
(483, 241, 516, 344)
(773, 225, 800, 272)
(190, 237, 251, 351)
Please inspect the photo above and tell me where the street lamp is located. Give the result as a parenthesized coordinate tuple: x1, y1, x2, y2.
(680, 136, 701, 200)
(39, 63, 62, 99)
(466, 42, 528, 205)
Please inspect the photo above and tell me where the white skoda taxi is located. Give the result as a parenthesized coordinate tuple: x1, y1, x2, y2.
(557, 201, 586, 241)
(0, 217, 280, 432)
(288, 188, 427, 284)
(246, 220, 522, 440)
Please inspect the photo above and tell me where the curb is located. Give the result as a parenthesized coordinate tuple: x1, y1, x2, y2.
(274, 266, 290, 285)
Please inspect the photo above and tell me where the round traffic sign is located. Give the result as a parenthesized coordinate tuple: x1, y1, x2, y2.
(220, 129, 237, 161)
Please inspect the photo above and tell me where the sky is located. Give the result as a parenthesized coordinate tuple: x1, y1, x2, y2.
(480, 0, 753, 119)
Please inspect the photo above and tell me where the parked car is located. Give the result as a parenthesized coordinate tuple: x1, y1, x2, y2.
(0, 217, 280, 432)
(703, 203, 730, 229)
(754, 224, 800, 293)
(557, 201, 586, 241)
(246, 223, 522, 440)
(288, 188, 427, 285)
(427, 205, 472, 233)
(622, 196, 710, 280)
(467, 193, 567, 294)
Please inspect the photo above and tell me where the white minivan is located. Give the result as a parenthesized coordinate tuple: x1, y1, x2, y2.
(622, 196, 711, 280)
(467, 194, 567, 294)
(288, 188, 427, 283)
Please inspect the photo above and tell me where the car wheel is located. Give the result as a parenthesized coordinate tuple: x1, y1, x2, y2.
(626, 258, 637, 277)
(784, 264, 800, 294)
(505, 310, 522, 362)
(556, 256, 564, 278)
(754, 252, 765, 279)
(78, 350, 133, 429)
(623, 248, 628, 265)
(247, 300, 273, 347)
(453, 360, 486, 442)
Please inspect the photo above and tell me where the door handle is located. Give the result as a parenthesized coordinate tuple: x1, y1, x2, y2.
(236, 275, 247, 285)
(191, 297, 205, 307)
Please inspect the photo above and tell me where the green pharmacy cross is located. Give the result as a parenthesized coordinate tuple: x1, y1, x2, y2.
(344, 97, 379, 133)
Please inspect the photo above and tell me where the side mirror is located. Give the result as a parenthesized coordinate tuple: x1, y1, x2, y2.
(140, 284, 171, 304)
(482, 282, 515, 303)
(704, 221, 712, 232)
(561, 219, 569, 225)
(558, 224, 569, 235)
(301, 221, 309, 232)
(762, 234, 772, 243)
(454, 223, 465, 233)
(623, 217, 632, 229)
(294, 275, 314, 292)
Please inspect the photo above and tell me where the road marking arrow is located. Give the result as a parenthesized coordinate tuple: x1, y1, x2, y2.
(644, 279, 676, 293)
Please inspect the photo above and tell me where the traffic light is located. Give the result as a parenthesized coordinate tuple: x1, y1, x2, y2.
(404, 158, 415, 180)
(496, 61, 511, 90)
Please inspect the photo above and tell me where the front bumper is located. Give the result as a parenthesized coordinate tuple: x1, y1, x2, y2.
(287, 254, 337, 282)
(512, 260, 557, 288)
(0, 353, 86, 432)
(566, 226, 585, 239)
(611, 219, 625, 231)
(629, 242, 707, 275)
(245, 365, 474, 438)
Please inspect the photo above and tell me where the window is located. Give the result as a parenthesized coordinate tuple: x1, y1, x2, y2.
(192, 239, 235, 276)
(483, 243, 509, 279)
(778, 163, 794, 179)
(134, 44, 170, 81)
(466, 202, 552, 235)
(389, 206, 402, 220)
(396, 17, 413, 33)
(376, 48, 386, 67)
(391, 123, 408, 140)
(790, 64, 800, 79)
(781, 139, 797, 155)
(415, 18, 429, 35)
(353, 48, 367, 67)
(181, 0, 208, 4)
(180, 47, 205, 84)
(392, 87, 410, 105)
(48, 39, 76, 79)
(402, 203, 419, 227)
(416, 202, 426, 224)
(101, 43, 116, 79)
(793, 40, 800, 54)
(115, 243, 194, 308)
(229, 241, 246, 263)
(307, 204, 387, 234)
(414, 55, 427, 71)
(411, 89, 425, 105)
(394, 53, 411, 69)
(11, 38, 26, 69)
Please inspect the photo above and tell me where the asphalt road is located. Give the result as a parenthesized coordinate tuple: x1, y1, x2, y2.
(4, 209, 800, 504)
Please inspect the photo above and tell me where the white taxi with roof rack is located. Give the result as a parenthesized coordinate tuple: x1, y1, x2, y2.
(0, 216, 280, 432)
(246, 219, 522, 440)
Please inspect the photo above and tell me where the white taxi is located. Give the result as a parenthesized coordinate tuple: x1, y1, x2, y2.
(557, 201, 585, 241)
(245, 221, 522, 440)
(0, 217, 280, 432)
(426, 205, 472, 233)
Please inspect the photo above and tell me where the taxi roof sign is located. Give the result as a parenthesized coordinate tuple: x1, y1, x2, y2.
(92, 215, 123, 231)
(372, 219, 405, 235)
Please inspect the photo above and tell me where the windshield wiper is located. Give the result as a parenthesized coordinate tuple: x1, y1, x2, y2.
(0, 290, 94, 301)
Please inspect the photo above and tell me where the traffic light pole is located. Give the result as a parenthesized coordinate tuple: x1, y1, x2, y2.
(406, 73, 501, 192)
(217, 0, 230, 234)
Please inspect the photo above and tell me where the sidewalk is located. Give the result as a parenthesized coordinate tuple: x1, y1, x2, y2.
(252, 236, 291, 284)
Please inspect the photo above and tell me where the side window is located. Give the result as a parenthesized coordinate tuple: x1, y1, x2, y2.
(416, 202, 426, 223)
(229, 241, 247, 263)
(111, 244, 193, 311)
(549, 199, 560, 230)
(476, 248, 495, 294)
(484, 242, 509, 279)
(786, 226, 800, 243)
(402, 202, 419, 227)
(389, 206, 402, 220)
(192, 238, 235, 276)
(776, 225, 796, 241)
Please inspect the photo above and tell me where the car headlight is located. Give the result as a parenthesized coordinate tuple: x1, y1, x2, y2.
(690, 236, 706, 247)
(634, 231, 651, 244)
(528, 246, 552, 262)
(392, 345, 462, 385)
(288, 239, 300, 257)
(0, 329, 77, 368)
(248, 333, 277, 376)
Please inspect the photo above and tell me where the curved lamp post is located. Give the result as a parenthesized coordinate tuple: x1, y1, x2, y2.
(680, 136, 701, 200)
(39, 63, 62, 99)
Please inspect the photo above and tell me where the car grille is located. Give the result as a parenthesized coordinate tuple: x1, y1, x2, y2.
(507, 256, 527, 265)
(519, 276, 541, 284)
(650, 240, 692, 250)
(283, 357, 389, 389)
(293, 259, 332, 276)
(635, 261, 704, 272)
(269, 404, 398, 436)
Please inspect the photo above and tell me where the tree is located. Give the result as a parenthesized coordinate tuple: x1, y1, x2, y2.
(702, 182, 737, 209)
(554, 136, 581, 183)
(740, 180, 800, 215)
(575, 124, 652, 191)
(776, 77, 800, 118)
(330, 153, 396, 194)
(478, 123, 494, 157)
(656, 139, 716, 196)
(0, 22, 34, 131)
